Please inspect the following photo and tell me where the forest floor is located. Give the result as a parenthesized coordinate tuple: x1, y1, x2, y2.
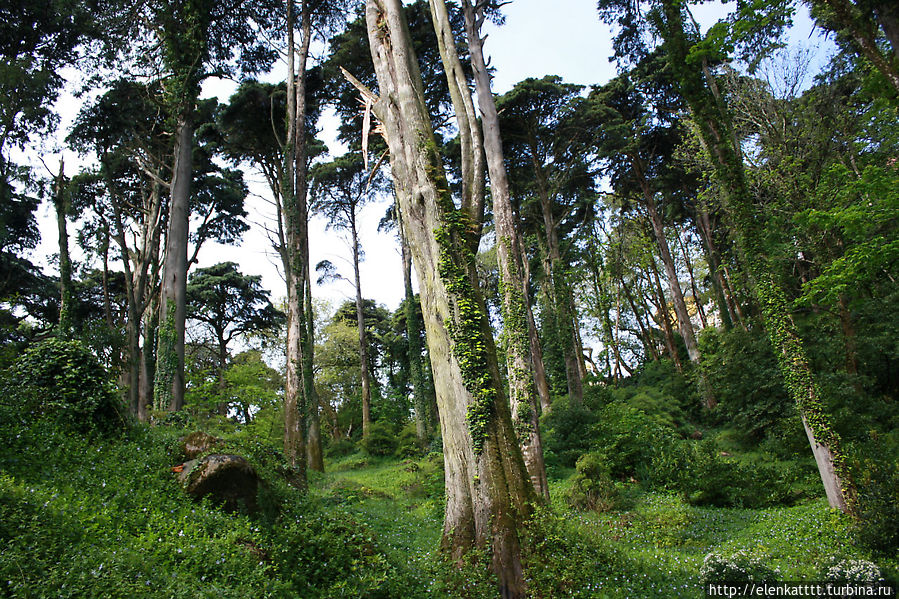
(314, 451, 889, 598)
(1, 420, 894, 598)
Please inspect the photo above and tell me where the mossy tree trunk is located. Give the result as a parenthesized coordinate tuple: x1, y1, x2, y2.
(154, 115, 193, 413)
(352, 1, 537, 594)
(281, 0, 311, 486)
(660, 0, 855, 513)
(54, 158, 74, 338)
(457, 0, 549, 500)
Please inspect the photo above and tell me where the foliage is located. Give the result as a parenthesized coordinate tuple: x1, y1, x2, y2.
(3, 338, 125, 434)
(566, 451, 620, 512)
(540, 396, 598, 468)
(0, 417, 432, 599)
(359, 421, 399, 457)
(698, 326, 799, 443)
(699, 550, 780, 583)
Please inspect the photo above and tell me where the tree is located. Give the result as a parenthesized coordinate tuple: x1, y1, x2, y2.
(186, 262, 284, 414)
(312, 153, 385, 438)
(598, 0, 856, 512)
(497, 76, 594, 403)
(344, 1, 536, 594)
(130, 0, 278, 414)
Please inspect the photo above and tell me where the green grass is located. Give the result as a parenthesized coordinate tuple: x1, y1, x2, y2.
(1, 413, 893, 598)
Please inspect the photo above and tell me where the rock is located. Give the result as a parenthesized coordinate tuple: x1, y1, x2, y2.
(176, 454, 259, 513)
(179, 431, 222, 459)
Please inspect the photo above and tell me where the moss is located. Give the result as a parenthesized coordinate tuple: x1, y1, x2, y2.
(153, 301, 178, 413)
(497, 235, 537, 441)
(421, 135, 496, 455)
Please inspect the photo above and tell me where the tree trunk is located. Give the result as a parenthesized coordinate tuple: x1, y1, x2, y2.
(352, 213, 374, 438)
(675, 229, 708, 329)
(647, 258, 683, 371)
(662, 0, 855, 513)
(154, 115, 193, 413)
(457, 0, 548, 501)
(54, 158, 73, 338)
(351, 2, 536, 594)
(400, 209, 432, 443)
(281, 0, 309, 488)
(519, 239, 553, 413)
(305, 270, 325, 472)
(639, 179, 701, 365)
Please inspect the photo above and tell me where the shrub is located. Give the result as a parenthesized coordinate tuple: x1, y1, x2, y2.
(359, 421, 398, 456)
(567, 451, 619, 512)
(325, 438, 356, 458)
(3, 338, 125, 434)
(700, 550, 780, 583)
(853, 444, 899, 555)
(822, 558, 883, 582)
(698, 327, 795, 442)
(540, 396, 597, 468)
(394, 422, 423, 458)
(594, 402, 678, 482)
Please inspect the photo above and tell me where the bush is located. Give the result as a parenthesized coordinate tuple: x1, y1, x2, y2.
(3, 338, 125, 434)
(567, 451, 619, 512)
(325, 438, 356, 458)
(700, 550, 780, 583)
(541, 397, 597, 468)
(394, 422, 423, 458)
(853, 444, 899, 556)
(698, 327, 795, 442)
(594, 402, 679, 482)
(359, 421, 398, 456)
(821, 558, 883, 582)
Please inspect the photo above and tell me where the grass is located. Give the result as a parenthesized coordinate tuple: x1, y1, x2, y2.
(1, 412, 893, 598)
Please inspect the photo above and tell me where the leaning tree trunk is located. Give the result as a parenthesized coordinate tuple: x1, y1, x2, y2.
(350, 1, 537, 595)
(457, 0, 549, 500)
(661, 0, 855, 513)
(154, 115, 193, 413)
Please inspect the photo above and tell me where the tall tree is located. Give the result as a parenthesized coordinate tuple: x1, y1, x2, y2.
(598, 0, 856, 512)
(344, 0, 536, 594)
(311, 153, 385, 438)
(137, 0, 277, 413)
(186, 262, 284, 414)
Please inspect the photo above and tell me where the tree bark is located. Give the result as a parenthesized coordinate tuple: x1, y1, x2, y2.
(352, 2, 536, 594)
(457, 0, 549, 501)
(281, 0, 310, 487)
(154, 115, 193, 413)
(519, 239, 553, 412)
(54, 158, 74, 338)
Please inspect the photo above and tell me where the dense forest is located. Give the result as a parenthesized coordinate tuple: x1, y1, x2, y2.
(1, 0, 897, 597)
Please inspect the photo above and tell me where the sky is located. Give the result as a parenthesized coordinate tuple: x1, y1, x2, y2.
(26, 0, 832, 322)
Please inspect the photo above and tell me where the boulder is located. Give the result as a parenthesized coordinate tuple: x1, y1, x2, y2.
(176, 454, 259, 513)
(179, 431, 223, 460)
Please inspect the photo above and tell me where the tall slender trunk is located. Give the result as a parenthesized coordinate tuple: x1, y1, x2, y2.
(54, 158, 74, 338)
(662, 0, 855, 513)
(456, 0, 548, 500)
(647, 258, 683, 371)
(154, 116, 193, 412)
(352, 213, 374, 438)
(534, 163, 584, 404)
(281, 0, 310, 487)
(519, 239, 553, 412)
(400, 209, 432, 443)
(620, 273, 658, 362)
(639, 177, 701, 364)
(675, 229, 708, 329)
(305, 271, 324, 471)
(348, 2, 537, 593)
